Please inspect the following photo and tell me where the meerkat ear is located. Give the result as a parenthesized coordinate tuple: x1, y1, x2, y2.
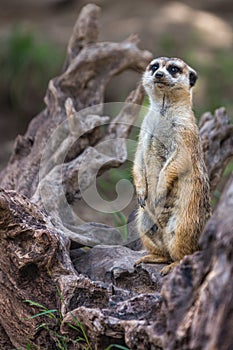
(189, 69, 198, 87)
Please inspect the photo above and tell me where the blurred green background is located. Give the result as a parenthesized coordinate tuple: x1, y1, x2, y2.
(0, 0, 232, 225)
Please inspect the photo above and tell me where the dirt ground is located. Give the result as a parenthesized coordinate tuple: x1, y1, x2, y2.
(0, 0, 232, 169)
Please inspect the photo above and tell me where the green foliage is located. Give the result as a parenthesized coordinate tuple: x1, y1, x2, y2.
(26, 340, 36, 350)
(25, 296, 128, 350)
(66, 318, 92, 350)
(224, 160, 233, 176)
(24, 284, 128, 350)
(186, 48, 233, 118)
(24, 297, 92, 349)
(105, 345, 129, 350)
(0, 25, 64, 113)
(112, 210, 128, 240)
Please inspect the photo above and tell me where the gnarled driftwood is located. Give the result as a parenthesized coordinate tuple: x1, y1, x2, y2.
(0, 3, 233, 350)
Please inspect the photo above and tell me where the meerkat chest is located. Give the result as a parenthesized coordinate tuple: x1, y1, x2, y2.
(140, 111, 175, 163)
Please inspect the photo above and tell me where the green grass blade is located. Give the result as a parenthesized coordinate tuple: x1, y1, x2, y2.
(105, 345, 129, 350)
(24, 299, 48, 310)
(27, 309, 57, 320)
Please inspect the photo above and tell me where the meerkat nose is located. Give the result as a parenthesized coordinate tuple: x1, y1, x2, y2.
(155, 71, 164, 79)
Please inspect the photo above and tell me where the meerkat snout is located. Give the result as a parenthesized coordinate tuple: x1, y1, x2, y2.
(154, 71, 164, 79)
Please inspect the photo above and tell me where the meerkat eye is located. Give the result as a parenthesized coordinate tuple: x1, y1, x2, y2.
(149, 63, 159, 74)
(168, 65, 181, 75)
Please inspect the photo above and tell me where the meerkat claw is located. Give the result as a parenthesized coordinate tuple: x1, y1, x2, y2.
(160, 261, 180, 276)
(138, 197, 146, 208)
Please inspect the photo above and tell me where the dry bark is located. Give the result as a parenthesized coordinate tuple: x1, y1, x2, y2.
(200, 107, 233, 192)
(0, 3, 151, 247)
(0, 3, 233, 350)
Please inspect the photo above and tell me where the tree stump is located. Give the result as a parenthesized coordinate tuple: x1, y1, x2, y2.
(0, 3, 233, 350)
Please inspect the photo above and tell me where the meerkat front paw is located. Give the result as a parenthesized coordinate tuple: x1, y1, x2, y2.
(138, 196, 146, 208)
(136, 188, 147, 208)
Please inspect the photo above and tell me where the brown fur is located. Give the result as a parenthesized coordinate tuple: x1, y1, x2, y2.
(133, 57, 211, 275)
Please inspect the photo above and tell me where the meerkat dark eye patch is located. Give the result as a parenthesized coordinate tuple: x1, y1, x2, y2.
(149, 63, 159, 74)
(168, 65, 181, 75)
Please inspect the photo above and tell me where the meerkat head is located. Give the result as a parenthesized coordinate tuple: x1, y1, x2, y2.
(142, 57, 198, 102)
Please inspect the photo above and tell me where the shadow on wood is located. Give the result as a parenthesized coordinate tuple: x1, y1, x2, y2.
(0, 3, 233, 349)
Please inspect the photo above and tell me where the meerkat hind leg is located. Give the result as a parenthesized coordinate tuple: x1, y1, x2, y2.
(160, 261, 180, 276)
(134, 254, 171, 266)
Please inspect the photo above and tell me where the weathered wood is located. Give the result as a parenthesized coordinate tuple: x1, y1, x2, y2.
(67, 175, 233, 349)
(0, 189, 78, 349)
(200, 107, 233, 191)
(157, 173, 233, 349)
(0, 324, 13, 350)
(0, 4, 152, 200)
(71, 245, 164, 293)
(0, 4, 152, 247)
(0, 2, 233, 350)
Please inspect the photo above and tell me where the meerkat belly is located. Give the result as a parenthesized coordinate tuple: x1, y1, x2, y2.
(144, 133, 176, 219)
(144, 139, 163, 210)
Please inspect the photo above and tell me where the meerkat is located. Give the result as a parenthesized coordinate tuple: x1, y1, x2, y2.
(133, 57, 211, 275)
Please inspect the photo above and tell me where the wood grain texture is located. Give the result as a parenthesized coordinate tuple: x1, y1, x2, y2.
(0, 3, 232, 349)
